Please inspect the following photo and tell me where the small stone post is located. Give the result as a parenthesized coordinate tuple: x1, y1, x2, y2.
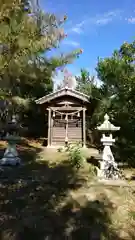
(97, 114, 120, 179)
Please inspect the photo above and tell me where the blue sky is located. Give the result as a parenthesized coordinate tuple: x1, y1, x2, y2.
(39, 0, 135, 85)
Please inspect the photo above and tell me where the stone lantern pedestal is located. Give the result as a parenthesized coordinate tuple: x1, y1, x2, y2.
(0, 115, 21, 166)
(97, 114, 120, 180)
(0, 135, 21, 166)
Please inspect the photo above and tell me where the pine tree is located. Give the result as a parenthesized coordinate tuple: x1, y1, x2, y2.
(0, 0, 82, 98)
(0, 0, 82, 136)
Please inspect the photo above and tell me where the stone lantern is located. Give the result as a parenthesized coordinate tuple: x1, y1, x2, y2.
(97, 114, 120, 179)
(0, 114, 21, 166)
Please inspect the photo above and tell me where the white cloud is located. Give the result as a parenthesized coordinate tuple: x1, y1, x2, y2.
(69, 9, 122, 35)
(63, 40, 80, 47)
(94, 76, 102, 87)
(95, 17, 112, 25)
(71, 20, 86, 34)
(94, 10, 121, 25)
(127, 17, 135, 23)
(53, 71, 64, 90)
(71, 27, 83, 34)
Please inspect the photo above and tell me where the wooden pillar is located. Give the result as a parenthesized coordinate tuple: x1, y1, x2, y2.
(47, 108, 51, 147)
(83, 108, 86, 147)
(65, 114, 68, 145)
(50, 111, 54, 146)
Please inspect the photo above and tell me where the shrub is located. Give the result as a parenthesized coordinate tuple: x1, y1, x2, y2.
(67, 143, 84, 169)
(89, 164, 97, 178)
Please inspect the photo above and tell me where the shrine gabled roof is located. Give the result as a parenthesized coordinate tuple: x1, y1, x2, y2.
(35, 87, 90, 104)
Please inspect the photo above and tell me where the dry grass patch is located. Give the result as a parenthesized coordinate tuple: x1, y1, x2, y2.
(36, 148, 69, 165)
(63, 185, 135, 239)
(36, 146, 99, 164)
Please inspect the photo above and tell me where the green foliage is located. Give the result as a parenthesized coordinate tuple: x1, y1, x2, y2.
(57, 143, 84, 169)
(75, 69, 102, 146)
(0, 1, 80, 98)
(0, 0, 82, 136)
(66, 143, 84, 169)
(75, 41, 135, 165)
(89, 164, 97, 177)
(76, 68, 100, 97)
(96, 40, 135, 164)
(129, 211, 135, 221)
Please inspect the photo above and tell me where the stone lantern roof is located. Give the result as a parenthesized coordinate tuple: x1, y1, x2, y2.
(97, 114, 120, 132)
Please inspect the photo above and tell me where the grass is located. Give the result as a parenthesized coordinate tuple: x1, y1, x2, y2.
(0, 139, 135, 239)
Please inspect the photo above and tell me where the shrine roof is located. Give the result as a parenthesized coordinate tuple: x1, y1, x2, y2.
(35, 87, 90, 104)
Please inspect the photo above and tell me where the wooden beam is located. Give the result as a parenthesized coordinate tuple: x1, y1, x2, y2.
(50, 106, 83, 111)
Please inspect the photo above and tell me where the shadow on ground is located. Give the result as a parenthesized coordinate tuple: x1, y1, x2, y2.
(0, 145, 134, 239)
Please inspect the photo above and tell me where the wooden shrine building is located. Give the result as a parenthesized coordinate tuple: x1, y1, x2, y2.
(35, 86, 91, 147)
